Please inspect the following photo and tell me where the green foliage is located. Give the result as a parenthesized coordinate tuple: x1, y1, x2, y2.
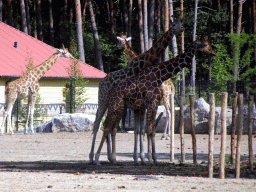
(118, 50, 130, 68)
(18, 94, 45, 127)
(212, 44, 233, 82)
(63, 58, 88, 113)
(212, 33, 256, 85)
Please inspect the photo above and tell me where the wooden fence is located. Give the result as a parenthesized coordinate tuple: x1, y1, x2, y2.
(173, 92, 254, 179)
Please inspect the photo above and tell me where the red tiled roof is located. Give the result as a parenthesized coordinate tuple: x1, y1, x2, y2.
(0, 21, 106, 79)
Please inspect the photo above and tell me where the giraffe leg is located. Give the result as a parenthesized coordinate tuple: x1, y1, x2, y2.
(95, 108, 119, 165)
(24, 106, 30, 134)
(139, 110, 146, 165)
(151, 132, 158, 164)
(1, 111, 8, 135)
(133, 111, 140, 165)
(106, 133, 112, 162)
(162, 109, 170, 140)
(147, 133, 153, 164)
(89, 105, 107, 163)
(95, 130, 109, 165)
(110, 127, 117, 164)
(26, 93, 36, 134)
(139, 129, 146, 165)
(146, 105, 158, 164)
(1, 100, 15, 135)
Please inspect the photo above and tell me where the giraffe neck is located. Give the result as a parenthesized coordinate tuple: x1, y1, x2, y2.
(25, 53, 60, 82)
(148, 29, 175, 58)
(128, 27, 178, 73)
(150, 41, 199, 84)
(124, 42, 137, 61)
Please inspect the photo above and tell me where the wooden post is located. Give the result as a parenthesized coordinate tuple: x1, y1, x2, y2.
(236, 94, 243, 178)
(219, 92, 228, 179)
(231, 92, 238, 164)
(179, 96, 185, 163)
(189, 94, 197, 164)
(170, 93, 175, 162)
(208, 93, 215, 178)
(248, 95, 254, 171)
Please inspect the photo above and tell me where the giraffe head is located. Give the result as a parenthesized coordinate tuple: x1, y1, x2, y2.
(56, 45, 74, 59)
(116, 33, 132, 48)
(196, 38, 216, 55)
(170, 17, 184, 33)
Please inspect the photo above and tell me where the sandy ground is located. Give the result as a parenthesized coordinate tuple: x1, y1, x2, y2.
(0, 131, 256, 191)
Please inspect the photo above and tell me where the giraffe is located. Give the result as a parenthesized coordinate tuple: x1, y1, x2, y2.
(89, 17, 184, 164)
(94, 38, 216, 165)
(116, 33, 175, 140)
(116, 33, 138, 60)
(1, 47, 74, 135)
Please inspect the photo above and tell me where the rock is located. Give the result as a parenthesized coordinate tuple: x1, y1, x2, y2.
(51, 113, 95, 132)
(16, 120, 52, 133)
(35, 120, 53, 133)
(18, 113, 95, 133)
(156, 97, 256, 134)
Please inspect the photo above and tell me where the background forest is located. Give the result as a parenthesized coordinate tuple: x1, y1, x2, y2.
(0, 0, 256, 96)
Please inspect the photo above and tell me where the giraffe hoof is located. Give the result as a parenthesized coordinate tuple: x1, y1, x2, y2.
(141, 160, 147, 165)
(165, 136, 170, 140)
(134, 161, 139, 166)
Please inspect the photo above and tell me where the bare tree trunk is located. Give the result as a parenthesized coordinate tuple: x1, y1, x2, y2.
(180, 0, 185, 97)
(155, 0, 161, 45)
(207, 0, 213, 80)
(106, 0, 114, 34)
(148, 0, 155, 48)
(88, 0, 104, 71)
(33, 1, 37, 38)
(75, 0, 85, 62)
(109, 0, 115, 34)
(163, 0, 169, 61)
(24, 0, 31, 35)
(233, 0, 244, 88)
(0, 0, 2, 21)
(143, 0, 149, 51)
(7, 0, 13, 26)
(169, 0, 178, 57)
(191, 0, 198, 95)
(36, 0, 43, 40)
(252, 0, 256, 65)
(81, 0, 88, 21)
(49, 0, 54, 46)
(230, 0, 233, 34)
(20, 0, 28, 34)
(123, 0, 128, 34)
(138, 0, 144, 53)
(128, 0, 133, 38)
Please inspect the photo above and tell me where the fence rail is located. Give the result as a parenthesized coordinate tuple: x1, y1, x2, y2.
(0, 103, 98, 116)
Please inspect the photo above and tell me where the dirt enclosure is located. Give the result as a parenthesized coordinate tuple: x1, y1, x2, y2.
(0, 131, 256, 191)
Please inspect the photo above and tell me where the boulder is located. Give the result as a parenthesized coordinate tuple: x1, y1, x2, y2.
(51, 113, 95, 132)
(156, 97, 256, 134)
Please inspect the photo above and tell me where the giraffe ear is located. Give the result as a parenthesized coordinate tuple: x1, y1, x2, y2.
(126, 37, 132, 42)
(116, 37, 122, 41)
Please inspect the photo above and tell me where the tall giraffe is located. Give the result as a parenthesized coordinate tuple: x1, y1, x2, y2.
(89, 18, 184, 164)
(94, 38, 216, 164)
(116, 33, 175, 140)
(1, 48, 74, 135)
